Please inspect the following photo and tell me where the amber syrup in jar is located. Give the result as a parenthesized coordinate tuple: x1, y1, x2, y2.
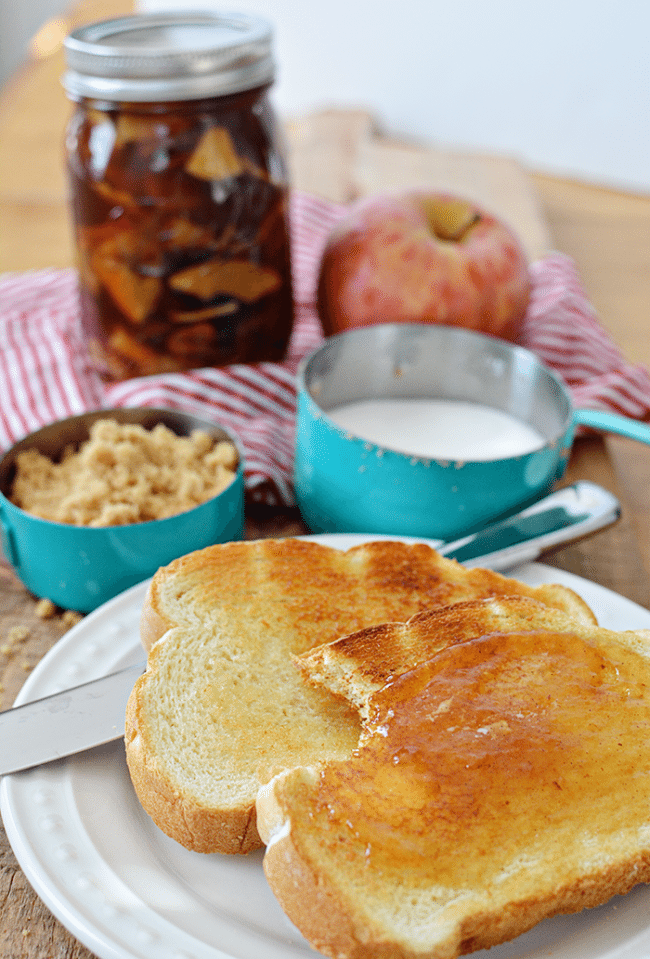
(63, 13, 294, 380)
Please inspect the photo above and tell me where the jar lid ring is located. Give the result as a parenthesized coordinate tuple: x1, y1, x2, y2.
(63, 11, 276, 102)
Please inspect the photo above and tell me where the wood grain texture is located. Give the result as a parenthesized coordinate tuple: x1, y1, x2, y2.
(285, 109, 552, 261)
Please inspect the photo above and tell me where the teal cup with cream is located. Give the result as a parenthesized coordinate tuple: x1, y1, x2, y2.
(294, 324, 650, 539)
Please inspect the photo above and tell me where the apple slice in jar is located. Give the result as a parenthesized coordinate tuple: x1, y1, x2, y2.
(90, 225, 163, 324)
(185, 127, 244, 182)
(107, 327, 182, 377)
(168, 258, 282, 303)
(169, 302, 238, 323)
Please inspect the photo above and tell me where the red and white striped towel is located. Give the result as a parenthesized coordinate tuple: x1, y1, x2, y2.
(2, 190, 650, 506)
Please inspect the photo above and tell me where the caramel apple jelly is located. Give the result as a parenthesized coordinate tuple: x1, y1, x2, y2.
(280, 627, 650, 912)
(63, 13, 294, 381)
(68, 100, 292, 379)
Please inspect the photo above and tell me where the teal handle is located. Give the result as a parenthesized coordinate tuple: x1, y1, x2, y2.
(574, 408, 650, 447)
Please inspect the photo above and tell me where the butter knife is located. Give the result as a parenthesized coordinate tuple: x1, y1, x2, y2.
(0, 661, 145, 776)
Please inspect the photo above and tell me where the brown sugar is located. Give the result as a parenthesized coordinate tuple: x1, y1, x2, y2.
(10, 418, 238, 527)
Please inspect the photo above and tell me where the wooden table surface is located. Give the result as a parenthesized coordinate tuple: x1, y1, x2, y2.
(1, 4, 650, 956)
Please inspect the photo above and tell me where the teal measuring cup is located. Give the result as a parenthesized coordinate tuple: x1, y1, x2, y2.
(0, 408, 245, 612)
(294, 324, 650, 539)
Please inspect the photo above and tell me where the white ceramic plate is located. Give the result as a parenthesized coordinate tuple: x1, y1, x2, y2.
(3, 534, 650, 959)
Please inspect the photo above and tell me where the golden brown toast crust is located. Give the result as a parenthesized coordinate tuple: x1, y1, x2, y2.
(297, 595, 592, 716)
(257, 599, 650, 959)
(138, 539, 596, 656)
(126, 539, 597, 855)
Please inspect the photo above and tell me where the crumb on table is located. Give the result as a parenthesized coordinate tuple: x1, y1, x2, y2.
(35, 598, 57, 619)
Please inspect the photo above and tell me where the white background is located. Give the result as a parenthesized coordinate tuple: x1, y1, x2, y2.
(1, 0, 649, 194)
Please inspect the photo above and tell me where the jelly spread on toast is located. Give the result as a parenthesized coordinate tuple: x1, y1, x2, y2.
(298, 629, 650, 882)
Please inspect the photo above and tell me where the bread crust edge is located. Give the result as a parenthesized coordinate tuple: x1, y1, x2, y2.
(139, 578, 171, 653)
(259, 767, 650, 959)
(125, 672, 262, 854)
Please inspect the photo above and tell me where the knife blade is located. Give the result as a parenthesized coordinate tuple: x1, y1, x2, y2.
(0, 661, 145, 775)
(0, 480, 620, 776)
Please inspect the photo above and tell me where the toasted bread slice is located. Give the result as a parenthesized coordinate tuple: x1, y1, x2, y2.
(297, 594, 595, 718)
(125, 538, 596, 855)
(257, 598, 650, 959)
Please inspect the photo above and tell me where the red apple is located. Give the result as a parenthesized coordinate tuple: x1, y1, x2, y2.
(317, 190, 531, 341)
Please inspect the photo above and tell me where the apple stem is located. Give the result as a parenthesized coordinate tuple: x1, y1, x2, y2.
(446, 212, 481, 243)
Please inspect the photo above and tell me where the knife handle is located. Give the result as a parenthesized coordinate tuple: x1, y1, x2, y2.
(438, 481, 620, 570)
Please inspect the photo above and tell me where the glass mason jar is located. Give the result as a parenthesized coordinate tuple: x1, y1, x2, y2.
(62, 12, 294, 381)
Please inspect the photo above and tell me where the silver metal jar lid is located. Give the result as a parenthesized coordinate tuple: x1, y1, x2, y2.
(62, 11, 275, 102)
